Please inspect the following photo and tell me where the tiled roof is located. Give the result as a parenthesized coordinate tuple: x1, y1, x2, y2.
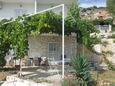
(95, 11, 108, 17)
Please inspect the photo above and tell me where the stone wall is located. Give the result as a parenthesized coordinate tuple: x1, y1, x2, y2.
(28, 34, 77, 61)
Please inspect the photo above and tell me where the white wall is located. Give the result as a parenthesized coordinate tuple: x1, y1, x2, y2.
(37, 4, 68, 16)
(0, 2, 35, 19)
(36, 0, 72, 16)
(0, 0, 73, 19)
(28, 34, 77, 60)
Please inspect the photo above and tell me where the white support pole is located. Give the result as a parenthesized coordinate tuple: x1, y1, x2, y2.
(62, 4, 65, 78)
(34, 0, 37, 14)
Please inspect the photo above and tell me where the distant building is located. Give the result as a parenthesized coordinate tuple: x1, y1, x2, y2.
(80, 7, 112, 20)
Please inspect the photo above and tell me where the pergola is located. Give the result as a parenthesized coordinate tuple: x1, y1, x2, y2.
(2, 4, 65, 78)
(33, 4, 65, 78)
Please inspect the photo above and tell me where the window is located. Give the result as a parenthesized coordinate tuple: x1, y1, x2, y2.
(48, 43, 58, 52)
(100, 35, 107, 38)
(15, 8, 27, 17)
(96, 25, 109, 33)
(100, 25, 109, 33)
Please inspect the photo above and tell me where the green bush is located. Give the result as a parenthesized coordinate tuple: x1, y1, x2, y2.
(61, 79, 76, 86)
(110, 83, 115, 86)
(62, 80, 69, 86)
(112, 24, 115, 31)
(102, 56, 115, 70)
(113, 40, 115, 43)
(101, 41, 108, 47)
(71, 55, 94, 86)
(0, 67, 16, 72)
(111, 34, 115, 38)
(93, 18, 113, 25)
(0, 58, 6, 67)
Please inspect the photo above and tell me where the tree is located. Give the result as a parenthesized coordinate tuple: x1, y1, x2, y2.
(9, 17, 29, 76)
(0, 3, 100, 68)
(66, 3, 99, 50)
(0, 12, 62, 69)
(0, 19, 11, 67)
(0, 17, 29, 74)
(107, 0, 115, 16)
(24, 11, 62, 35)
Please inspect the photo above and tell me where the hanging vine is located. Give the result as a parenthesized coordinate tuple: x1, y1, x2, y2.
(0, 4, 100, 67)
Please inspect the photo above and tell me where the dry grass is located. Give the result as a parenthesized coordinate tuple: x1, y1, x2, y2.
(91, 70, 115, 86)
(98, 71, 115, 83)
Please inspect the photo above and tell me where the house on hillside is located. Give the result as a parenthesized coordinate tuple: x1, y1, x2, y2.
(93, 9, 115, 65)
(80, 7, 115, 68)
(94, 11, 110, 19)
(28, 33, 77, 66)
(93, 9, 112, 38)
(94, 10, 112, 38)
(80, 7, 107, 20)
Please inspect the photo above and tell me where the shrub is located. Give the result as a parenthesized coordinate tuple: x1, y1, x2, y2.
(71, 55, 94, 86)
(61, 80, 69, 86)
(61, 79, 76, 86)
(0, 67, 16, 72)
(102, 51, 113, 56)
(111, 34, 115, 38)
(101, 41, 108, 47)
(104, 58, 115, 70)
(0, 58, 6, 67)
(110, 83, 115, 86)
(93, 18, 113, 25)
(113, 40, 115, 43)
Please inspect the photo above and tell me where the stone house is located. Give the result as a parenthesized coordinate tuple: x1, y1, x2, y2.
(2, 0, 78, 66)
(2, 0, 101, 67)
(6, 33, 77, 66)
(27, 33, 77, 65)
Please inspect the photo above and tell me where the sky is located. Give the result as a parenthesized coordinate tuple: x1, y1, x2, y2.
(78, 0, 106, 8)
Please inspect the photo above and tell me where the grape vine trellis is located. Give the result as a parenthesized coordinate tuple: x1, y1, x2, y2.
(0, 11, 64, 67)
(0, 3, 99, 67)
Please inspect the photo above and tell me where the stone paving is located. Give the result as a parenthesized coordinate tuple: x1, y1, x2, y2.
(21, 69, 62, 86)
